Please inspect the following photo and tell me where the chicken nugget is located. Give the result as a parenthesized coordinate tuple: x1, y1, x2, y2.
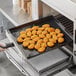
(25, 28, 32, 32)
(28, 43, 35, 49)
(32, 30, 37, 35)
(58, 37, 64, 43)
(52, 35, 58, 40)
(41, 43, 47, 47)
(55, 28, 61, 34)
(29, 40, 35, 44)
(31, 35, 38, 39)
(17, 37, 24, 43)
(50, 32, 56, 36)
(35, 44, 41, 49)
(22, 41, 30, 47)
(42, 24, 50, 28)
(57, 33, 64, 38)
(47, 42, 55, 47)
(33, 37, 40, 42)
(39, 34, 45, 38)
(38, 27, 44, 31)
(38, 47, 46, 53)
(37, 39, 43, 44)
(48, 27, 55, 32)
(32, 26, 39, 30)
(37, 30, 42, 35)
(20, 34, 27, 38)
(49, 38, 56, 43)
(26, 31, 32, 37)
(20, 31, 26, 35)
(42, 31, 48, 35)
(46, 34, 51, 38)
(23, 37, 31, 41)
(43, 38, 49, 43)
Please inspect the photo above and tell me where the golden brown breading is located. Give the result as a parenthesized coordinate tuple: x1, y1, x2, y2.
(55, 28, 61, 34)
(17, 37, 24, 43)
(32, 26, 39, 30)
(23, 37, 31, 41)
(35, 44, 41, 49)
(28, 43, 35, 49)
(42, 31, 48, 35)
(42, 24, 50, 28)
(47, 42, 55, 47)
(58, 37, 64, 43)
(39, 34, 45, 38)
(20, 31, 26, 35)
(38, 27, 44, 31)
(31, 35, 38, 39)
(46, 34, 51, 38)
(47, 27, 55, 32)
(22, 41, 30, 47)
(32, 30, 37, 35)
(25, 28, 32, 32)
(26, 31, 32, 37)
(19, 34, 27, 38)
(33, 37, 40, 42)
(43, 38, 49, 43)
(38, 47, 46, 53)
(57, 33, 64, 38)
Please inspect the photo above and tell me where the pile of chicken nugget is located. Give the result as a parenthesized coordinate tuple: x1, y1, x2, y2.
(17, 24, 64, 53)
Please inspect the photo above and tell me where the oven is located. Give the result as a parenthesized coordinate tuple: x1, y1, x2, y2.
(4, 1, 74, 76)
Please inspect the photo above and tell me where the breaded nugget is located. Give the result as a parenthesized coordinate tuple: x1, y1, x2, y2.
(32, 30, 37, 35)
(20, 34, 27, 38)
(28, 43, 35, 49)
(25, 28, 32, 32)
(31, 35, 38, 39)
(55, 28, 61, 34)
(42, 24, 50, 28)
(38, 47, 46, 53)
(39, 34, 45, 38)
(43, 38, 49, 43)
(42, 31, 48, 35)
(46, 34, 51, 38)
(29, 40, 35, 44)
(20, 31, 26, 35)
(37, 30, 42, 35)
(32, 26, 39, 30)
(52, 35, 58, 40)
(58, 37, 64, 43)
(37, 39, 43, 44)
(45, 27, 49, 31)
(26, 31, 32, 37)
(23, 37, 31, 41)
(22, 41, 29, 47)
(57, 33, 64, 38)
(49, 38, 56, 43)
(33, 37, 40, 42)
(17, 37, 24, 43)
(50, 32, 56, 36)
(48, 27, 55, 32)
(38, 27, 44, 31)
(41, 43, 47, 47)
(47, 42, 55, 47)
(35, 44, 41, 49)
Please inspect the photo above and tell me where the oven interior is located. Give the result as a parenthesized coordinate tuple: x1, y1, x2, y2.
(6, 14, 73, 76)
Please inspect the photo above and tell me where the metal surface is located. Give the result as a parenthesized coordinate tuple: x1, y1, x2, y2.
(0, 0, 32, 26)
(7, 16, 72, 59)
(28, 48, 69, 73)
(56, 15, 73, 36)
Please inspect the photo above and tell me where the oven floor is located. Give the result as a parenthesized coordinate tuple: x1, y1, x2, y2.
(0, 52, 25, 76)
